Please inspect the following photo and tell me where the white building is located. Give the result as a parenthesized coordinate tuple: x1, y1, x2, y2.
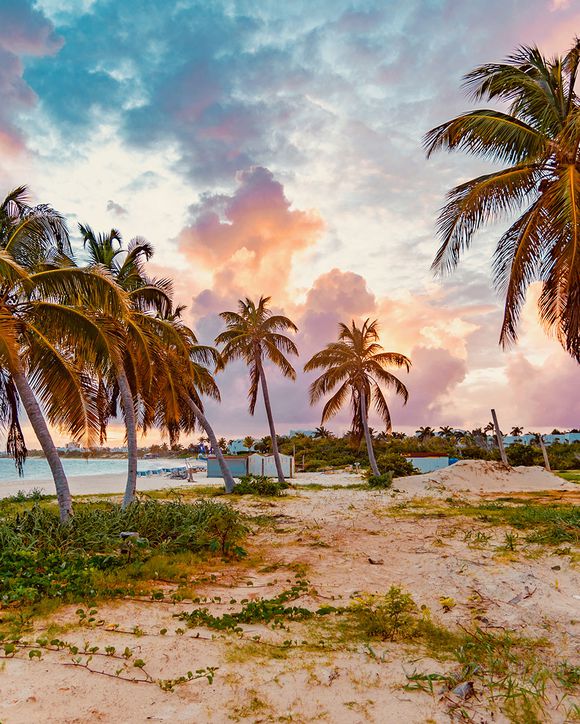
(248, 453, 294, 478)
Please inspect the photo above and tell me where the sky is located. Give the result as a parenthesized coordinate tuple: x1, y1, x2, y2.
(1, 0, 579, 446)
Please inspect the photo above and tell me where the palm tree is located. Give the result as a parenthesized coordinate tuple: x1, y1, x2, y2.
(390, 431, 406, 440)
(510, 426, 524, 436)
(242, 435, 255, 450)
(416, 426, 435, 441)
(0, 189, 128, 520)
(254, 436, 271, 453)
(424, 39, 580, 361)
(79, 224, 173, 507)
(142, 312, 236, 493)
(215, 296, 298, 483)
(304, 319, 410, 476)
(439, 425, 454, 439)
(313, 426, 333, 439)
(218, 437, 228, 452)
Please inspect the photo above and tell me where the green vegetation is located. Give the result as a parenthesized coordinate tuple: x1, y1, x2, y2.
(391, 499, 579, 546)
(0, 499, 247, 605)
(234, 474, 289, 497)
(176, 581, 578, 721)
(556, 470, 580, 483)
(365, 472, 394, 490)
(176, 578, 328, 632)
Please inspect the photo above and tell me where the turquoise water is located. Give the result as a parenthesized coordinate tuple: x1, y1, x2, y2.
(0, 457, 187, 485)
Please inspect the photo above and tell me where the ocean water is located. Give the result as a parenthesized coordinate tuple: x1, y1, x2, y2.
(0, 457, 190, 485)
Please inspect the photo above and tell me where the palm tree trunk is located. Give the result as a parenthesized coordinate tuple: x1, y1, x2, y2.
(118, 367, 139, 509)
(186, 398, 235, 493)
(257, 360, 285, 483)
(11, 366, 73, 522)
(359, 390, 380, 476)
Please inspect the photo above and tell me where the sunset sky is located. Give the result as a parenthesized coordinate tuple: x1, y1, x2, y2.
(1, 0, 579, 445)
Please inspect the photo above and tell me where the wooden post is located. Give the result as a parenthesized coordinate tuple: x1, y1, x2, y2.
(491, 408, 508, 465)
(539, 435, 551, 471)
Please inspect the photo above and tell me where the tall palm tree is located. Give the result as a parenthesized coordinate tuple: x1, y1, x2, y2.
(510, 426, 524, 436)
(425, 39, 580, 361)
(0, 189, 128, 520)
(242, 435, 255, 450)
(313, 426, 334, 439)
(215, 296, 298, 483)
(79, 224, 173, 506)
(304, 319, 410, 476)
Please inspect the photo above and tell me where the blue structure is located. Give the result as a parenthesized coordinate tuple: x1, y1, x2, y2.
(207, 455, 249, 478)
(404, 454, 451, 473)
(227, 439, 255, 454)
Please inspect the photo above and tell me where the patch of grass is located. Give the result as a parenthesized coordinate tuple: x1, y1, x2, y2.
(0, 499, 248, 606)
(233, 475, 289, 497)
(389, 498, 579, 546)
(556, 470, 580, 484)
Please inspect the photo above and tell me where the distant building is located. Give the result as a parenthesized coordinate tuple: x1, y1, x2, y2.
(57, 441, 85, 453)
(503, 432, 580, 447)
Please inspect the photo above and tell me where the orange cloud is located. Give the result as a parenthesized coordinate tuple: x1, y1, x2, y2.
(179, 166, 324, 304)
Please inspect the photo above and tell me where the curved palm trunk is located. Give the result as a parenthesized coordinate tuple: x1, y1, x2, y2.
(359, 391, 380, 476)
(11, 366, 73, 522)
(186, 398, 235, 493)
(257, 360, 285, 483)
(119, 367, 139, 509)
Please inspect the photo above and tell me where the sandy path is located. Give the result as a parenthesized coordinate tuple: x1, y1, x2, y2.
(0, 483, 578, 723)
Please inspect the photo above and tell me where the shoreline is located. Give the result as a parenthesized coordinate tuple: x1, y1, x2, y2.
(0, 471, 217, 499)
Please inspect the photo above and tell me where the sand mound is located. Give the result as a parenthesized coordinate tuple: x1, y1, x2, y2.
(394, 459, 576, 495)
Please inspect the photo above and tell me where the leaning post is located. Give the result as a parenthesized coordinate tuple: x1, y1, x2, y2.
(491, 408, 508, 465)
(539, 435, 551, 471)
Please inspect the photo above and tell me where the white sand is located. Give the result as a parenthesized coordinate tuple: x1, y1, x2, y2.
(291, 460, 576, 496)
(393, 459, 577, 496)
(1, 460, 573, 500)
(0, 472, 218, 499)
(1, 483, 578, 723)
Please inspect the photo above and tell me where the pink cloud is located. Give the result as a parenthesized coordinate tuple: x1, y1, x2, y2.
(505, 352, 580, 428)
(0, 2, 63, 170)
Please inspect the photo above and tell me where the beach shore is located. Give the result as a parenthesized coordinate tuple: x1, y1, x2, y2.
(0, 472, 217, 499)
(1, 460, 575, 500)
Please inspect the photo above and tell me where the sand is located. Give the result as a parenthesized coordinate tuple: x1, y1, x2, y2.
(393, 459, 578, 496)
(0, 472, 216, 500)
(1, 460, 573, 501)
(0, 480, 578, 723)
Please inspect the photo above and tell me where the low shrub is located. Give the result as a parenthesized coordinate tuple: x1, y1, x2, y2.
(366, 472, 394, 489)
(350, 587, 419, 640)
(374, 452, 415, 477)
(234, 475, 289, 496)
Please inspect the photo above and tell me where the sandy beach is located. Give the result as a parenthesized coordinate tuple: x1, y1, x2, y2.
(0, 467, 578, 723)
(1, 459, 576, 501)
